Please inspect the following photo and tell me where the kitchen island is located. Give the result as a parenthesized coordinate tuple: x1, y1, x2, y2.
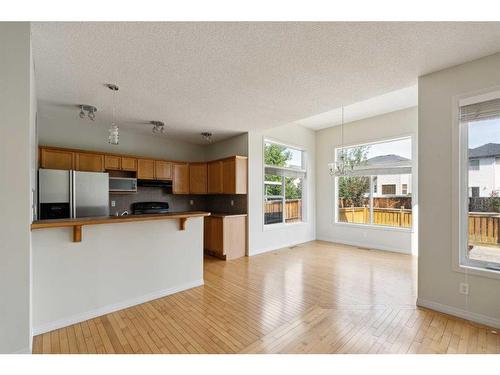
(31, 211, 210, 335)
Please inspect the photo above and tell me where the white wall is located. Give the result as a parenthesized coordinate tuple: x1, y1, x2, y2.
(38, 106, 206, 161)
(0, 22, 34, 353)
(32, 218, 204, 334)
(315, 107, 418, 254)
(418, 52, 500, 328)
(204, 133, 248, 160)
(248, 124, 316, 255)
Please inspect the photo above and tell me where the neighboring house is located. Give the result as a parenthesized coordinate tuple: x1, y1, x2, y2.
(468, 143, 500, 197)
(363, 155, 412, 197)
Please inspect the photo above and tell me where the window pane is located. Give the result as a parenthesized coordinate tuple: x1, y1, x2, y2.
(265, 142, 303, 169)
(264, 174, 282, 197)
(285, 177, 303, 223)
(373, 174, 412, 228)
(264, 197, 283, 225)
(467, 117, 500, 264)
(337, 176, 370, 224)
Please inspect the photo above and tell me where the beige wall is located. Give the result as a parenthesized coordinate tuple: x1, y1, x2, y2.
(204, 133, 248, 160)
(38, 106, 206, 162)
(315, 107, 418, 254)
(0, 22, 34, 353)
(418, 52, 500, 327)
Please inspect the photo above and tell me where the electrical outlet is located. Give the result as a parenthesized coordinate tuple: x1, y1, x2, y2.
(189, 200, 194, 206)
(459, 282, 469, 295)
(230, 200, 234, 207)
(111, 200, 116, 207)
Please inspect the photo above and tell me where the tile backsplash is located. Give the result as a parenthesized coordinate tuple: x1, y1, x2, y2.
(109, 186, 247, 216)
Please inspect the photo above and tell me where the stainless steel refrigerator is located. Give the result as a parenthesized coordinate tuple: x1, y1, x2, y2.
(38, 169, 109, 219)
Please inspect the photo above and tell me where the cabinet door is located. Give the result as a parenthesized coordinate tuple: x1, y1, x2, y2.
(40, 148, 74, 170)
(189, 163, 207, 194)
(173, 163, 189, 194)
(104, 155, 121, 170)
(121, 157, 137, 171)
(137, 159, 155, 179)
(207, 161, 223, 194)
(74, 152, 104, 172)
(155, 160, 172, 180)
(222, 157, 247, 194)
(204, 216, 224, 256)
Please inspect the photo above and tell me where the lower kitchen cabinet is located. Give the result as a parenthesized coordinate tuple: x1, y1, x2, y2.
(204, 215, 246, 260)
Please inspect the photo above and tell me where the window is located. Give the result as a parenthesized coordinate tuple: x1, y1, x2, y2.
(335, 137, 412, 229)
(469, 159, 480, 171)
(382, 184, 396, 195)
(459, 93, 500, 270)
(264, 140, 305, 226)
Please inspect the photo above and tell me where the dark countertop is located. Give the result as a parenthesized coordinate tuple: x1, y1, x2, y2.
(209, 212, 248, 218)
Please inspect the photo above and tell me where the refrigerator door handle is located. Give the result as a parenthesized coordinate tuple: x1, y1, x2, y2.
(71, 171, 76, 218)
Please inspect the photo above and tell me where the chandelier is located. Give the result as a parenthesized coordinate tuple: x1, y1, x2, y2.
(106, 83, 119, 145)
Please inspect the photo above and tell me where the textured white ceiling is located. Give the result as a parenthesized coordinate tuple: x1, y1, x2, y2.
(32, 22, 500, 144)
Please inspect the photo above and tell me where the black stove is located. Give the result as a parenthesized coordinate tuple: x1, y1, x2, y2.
(132, 201, 169, 215)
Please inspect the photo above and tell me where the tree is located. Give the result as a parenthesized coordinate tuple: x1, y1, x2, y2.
(264, 143, 302, 199)
(337, 146, 370, 207)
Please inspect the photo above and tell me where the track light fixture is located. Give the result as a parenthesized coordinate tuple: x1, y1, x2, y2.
(78, 105, 97, 121)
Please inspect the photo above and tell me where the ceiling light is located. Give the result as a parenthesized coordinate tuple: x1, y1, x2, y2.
(78, 105, 97, 121)
(201, 132, 213, 143)
(106, 83, 120, 145)
(151, 121, 165, 135)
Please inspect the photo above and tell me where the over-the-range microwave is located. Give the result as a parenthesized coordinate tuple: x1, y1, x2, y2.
(109, 177, 137, 193)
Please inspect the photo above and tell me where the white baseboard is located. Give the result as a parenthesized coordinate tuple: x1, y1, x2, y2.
(316, 236, 411, 255)
(248, 238, 315, 256)
(417, 298, 500, 329)
(32, 279, 204, 336)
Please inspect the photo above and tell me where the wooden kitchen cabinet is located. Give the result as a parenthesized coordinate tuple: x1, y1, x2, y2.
(39, 147, 74, 170)
(173, 163, 189, 194)
(121, 157, 137, 171)
(189, 163, 208, 194)
(222, 156, 248, 194)
(74, 152, 104, 172)
(204, 215, 246, 260)
(104, 155, 121, 170)
(137, 159, 155, 179)
(154, 160, 172, 180)
(207, 160, 223, 194)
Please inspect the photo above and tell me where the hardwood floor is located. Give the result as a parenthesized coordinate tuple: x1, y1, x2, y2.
(32, 240, 500, 354)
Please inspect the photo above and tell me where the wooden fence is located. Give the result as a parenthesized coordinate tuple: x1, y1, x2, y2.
(264, 199, 302, 223)
(468, 213, 500, 246)
(338, 206, 412, 228)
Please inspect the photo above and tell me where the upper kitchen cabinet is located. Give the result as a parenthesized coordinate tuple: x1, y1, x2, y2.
(189, 163, 208, 194)
(155, 160, 172, 180)
(222, 156, 248, 194)
(74, 152, 104, 172)
(104, 155, 121, 170)
(39, 147, 74, 170)
(121, 157, 137, 171)
(137, 159, 155, 179)
(173, 163, 190, 194)
(207, 160, 223, 194)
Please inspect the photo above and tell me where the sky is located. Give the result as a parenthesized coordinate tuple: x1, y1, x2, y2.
(469, 119, 500, 148)
(340, 137, 412, 160)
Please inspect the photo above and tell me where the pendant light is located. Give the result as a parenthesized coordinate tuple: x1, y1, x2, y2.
(328, 106, 349, 176)
(106, 84, 119, 145)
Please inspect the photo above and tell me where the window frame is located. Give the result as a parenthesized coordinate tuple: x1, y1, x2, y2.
(263, 138, 307, 228)
(333, 136, 413, 232)
(457, 89, 500, 274)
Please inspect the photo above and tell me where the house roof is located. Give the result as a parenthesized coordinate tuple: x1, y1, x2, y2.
(469, 143, 500, 158)
(365, 154, 410, 165)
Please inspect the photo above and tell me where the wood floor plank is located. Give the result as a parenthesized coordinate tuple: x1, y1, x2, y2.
(31, 240, 500, 354)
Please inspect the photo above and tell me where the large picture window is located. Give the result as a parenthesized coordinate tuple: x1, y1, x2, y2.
(335, 137, 412, 229)
(459, 93, 500, 270)
(264, 140, 306, 226)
